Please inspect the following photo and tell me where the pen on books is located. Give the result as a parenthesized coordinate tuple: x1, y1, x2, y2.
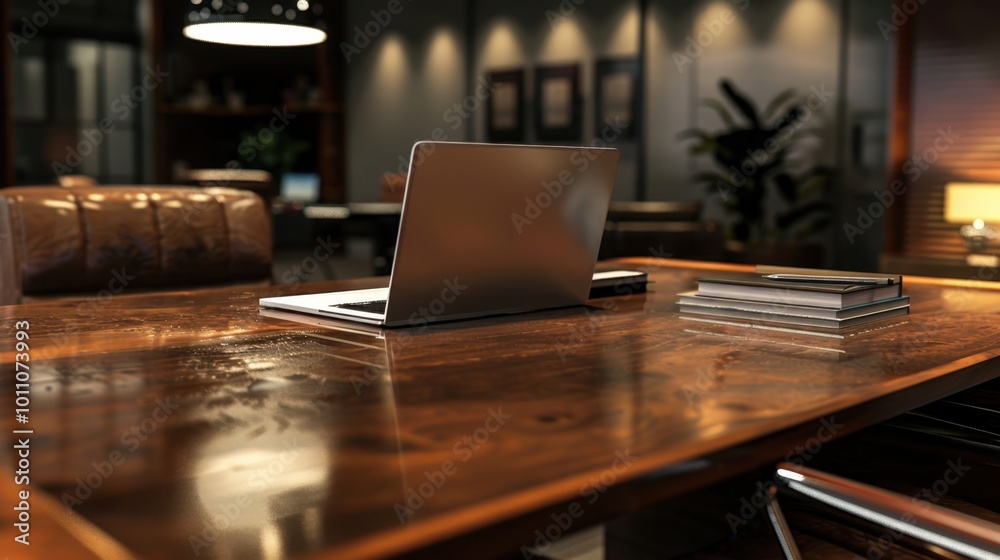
(764, 274, 895, 285)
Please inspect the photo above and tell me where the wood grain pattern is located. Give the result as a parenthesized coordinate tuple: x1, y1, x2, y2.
(1, 258, 1000, 559)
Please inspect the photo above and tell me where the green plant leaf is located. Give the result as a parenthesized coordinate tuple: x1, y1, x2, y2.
(762, 88, 798, 123)
(700, 99, 736, 129)
(793, 216, 832, 241)
(773, 173, 797, 204)
(797, 164, 836, 180)
(771, 105, 804, 133)
(776, 201, 833, 229)
(720, 80, 759, 126)
(799, 175, 831, 197)
(678, 129, 716, 154)
(732, 221, 751, 241)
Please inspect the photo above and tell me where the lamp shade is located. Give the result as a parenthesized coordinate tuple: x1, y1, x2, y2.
(944, 183, 1000, 224)
(183, 1, 327, 47)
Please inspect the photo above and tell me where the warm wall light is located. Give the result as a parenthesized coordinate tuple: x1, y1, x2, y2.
(944, 182, 1000, 262)
(183, 1, 327, 47)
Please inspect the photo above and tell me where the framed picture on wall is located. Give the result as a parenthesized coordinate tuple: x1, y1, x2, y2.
(487, 69, 525, 142)
(595, 58, 639, 139)
(535, 65, 581, 141)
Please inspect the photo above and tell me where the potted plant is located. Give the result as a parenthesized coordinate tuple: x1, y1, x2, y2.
(681, 79, 834, 266)
(237, 125, 310, 186)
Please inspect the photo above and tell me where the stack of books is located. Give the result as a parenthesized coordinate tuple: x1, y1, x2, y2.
(678, 268, 909, 336)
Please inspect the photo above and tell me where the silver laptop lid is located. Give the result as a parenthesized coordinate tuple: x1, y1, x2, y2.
(383, 142, 619, 326)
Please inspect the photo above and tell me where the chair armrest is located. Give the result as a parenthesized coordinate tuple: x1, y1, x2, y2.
(0, 195, 22, 306)
(773, 462, 1000, 559)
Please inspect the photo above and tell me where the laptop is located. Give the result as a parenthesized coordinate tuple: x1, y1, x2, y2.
(280, 172, 321, 203)
(259, 141, 620, 327)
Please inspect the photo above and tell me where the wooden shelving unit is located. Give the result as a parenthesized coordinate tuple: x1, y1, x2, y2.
(150, 0, 346, 202)
(158, 103, 342, 117)
(1, 2, 12, 187)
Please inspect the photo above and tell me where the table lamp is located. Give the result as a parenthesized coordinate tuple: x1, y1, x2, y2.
(944, 182, 1000, 266)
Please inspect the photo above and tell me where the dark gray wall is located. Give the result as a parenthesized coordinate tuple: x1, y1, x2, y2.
(343, 0, 893, 269)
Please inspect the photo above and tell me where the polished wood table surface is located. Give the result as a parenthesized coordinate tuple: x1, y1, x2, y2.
(2, 258, 1000, 559)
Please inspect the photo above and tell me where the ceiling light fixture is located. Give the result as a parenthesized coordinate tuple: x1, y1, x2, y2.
(183, 1, 327, 47)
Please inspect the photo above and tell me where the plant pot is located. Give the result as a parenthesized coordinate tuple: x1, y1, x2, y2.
(724, 241, 825, 268)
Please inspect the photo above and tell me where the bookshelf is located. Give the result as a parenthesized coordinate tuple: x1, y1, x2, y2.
(150, 0, 346, 202)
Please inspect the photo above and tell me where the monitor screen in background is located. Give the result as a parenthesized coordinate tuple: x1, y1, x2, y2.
(281, 172, 321, 203)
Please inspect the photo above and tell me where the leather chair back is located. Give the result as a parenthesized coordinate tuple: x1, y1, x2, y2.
(0, 186, 272, 305)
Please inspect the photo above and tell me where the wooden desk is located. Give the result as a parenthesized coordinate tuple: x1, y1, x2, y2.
(2, 259, 1000, 559)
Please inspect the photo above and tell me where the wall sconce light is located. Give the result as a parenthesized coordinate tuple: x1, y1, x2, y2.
(944, 182, 1000, 266)
(183, 1, 327, 47)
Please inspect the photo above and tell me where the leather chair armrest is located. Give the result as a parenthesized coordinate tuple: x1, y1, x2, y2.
(770, 462, 1000, 559)
(0, 196, 22, 306)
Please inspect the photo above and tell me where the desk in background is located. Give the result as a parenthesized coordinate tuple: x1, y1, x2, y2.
(274, 201, 725, 277)
(2, 259, 1000, 559)
(273, 202, 403, 275)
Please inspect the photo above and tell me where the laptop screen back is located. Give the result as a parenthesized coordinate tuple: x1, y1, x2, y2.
(382, 142, 619, 326)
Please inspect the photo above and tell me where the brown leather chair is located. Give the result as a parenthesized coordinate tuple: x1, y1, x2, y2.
(57, 174, 98, 188)
(182, 169, 276, 200)
(0, 186, 272, 305)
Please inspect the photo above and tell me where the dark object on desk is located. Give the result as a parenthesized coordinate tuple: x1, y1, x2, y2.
(0, 186, 272, 305)
(590, 270, 648, 298)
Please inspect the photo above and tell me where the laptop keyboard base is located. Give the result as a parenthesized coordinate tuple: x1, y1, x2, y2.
(330, 300, 387, 315)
